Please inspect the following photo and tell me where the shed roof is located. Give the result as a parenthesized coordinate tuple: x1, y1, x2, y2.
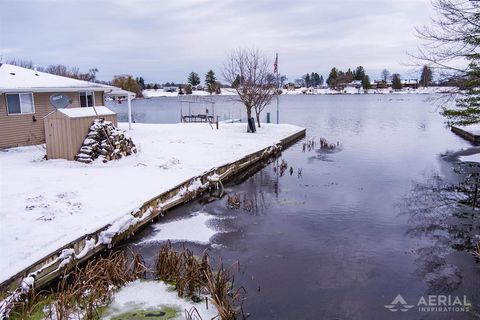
(0, 64, 133, 95)
(58, 106, 115, 118)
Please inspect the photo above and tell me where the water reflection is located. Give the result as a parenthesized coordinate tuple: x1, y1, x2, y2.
(118, 95, 480, 319)
(402, 156, 480, 294)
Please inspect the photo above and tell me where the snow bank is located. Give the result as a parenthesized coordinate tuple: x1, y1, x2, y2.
(0, 122, 303, 283)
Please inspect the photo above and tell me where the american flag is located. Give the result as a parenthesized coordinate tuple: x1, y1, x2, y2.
(273, 53, 278, 74)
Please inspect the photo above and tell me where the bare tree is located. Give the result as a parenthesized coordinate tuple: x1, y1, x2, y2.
(381, 69, 390, 83)
(222, 48, 276, 129)
(5, 59, 36, 70)
(413, 0, 479, 76)
(412, 0, 480, 125)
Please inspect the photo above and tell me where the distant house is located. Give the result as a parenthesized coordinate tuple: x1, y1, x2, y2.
(402, 79, 419, 89)
(347, 80, 362, 88)
(164, 86, 178, 93)
(0, 63, 126, 149)
(371, 80, 390, 89)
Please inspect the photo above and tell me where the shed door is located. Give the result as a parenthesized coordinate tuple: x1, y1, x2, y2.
(45, 118, 70, 160)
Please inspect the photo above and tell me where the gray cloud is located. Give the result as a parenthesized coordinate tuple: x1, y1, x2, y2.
(0, 0, 433, 83)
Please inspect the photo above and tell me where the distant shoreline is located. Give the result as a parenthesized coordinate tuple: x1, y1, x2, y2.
(141, 86, 457, 98)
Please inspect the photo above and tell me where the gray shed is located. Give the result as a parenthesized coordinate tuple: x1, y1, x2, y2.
(44, 106, 117, 160)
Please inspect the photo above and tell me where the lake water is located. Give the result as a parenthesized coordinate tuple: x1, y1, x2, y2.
(107, 95, 480, 319)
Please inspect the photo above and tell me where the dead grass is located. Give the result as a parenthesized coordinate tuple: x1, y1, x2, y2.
(155, 241, 244, 320)
(11, 251, 147, 320)
(10, 245, 243, 320)
(473, 242, 480, 261)
(227, 194, 241, 209)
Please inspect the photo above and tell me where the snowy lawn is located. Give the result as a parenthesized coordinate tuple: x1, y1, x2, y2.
(0, 122, 303, 283)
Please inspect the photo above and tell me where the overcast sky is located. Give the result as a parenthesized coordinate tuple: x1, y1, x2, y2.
(0, 0, 434, 83)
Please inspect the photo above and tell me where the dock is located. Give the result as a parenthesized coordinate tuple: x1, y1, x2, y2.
(451, 125, 480, 143)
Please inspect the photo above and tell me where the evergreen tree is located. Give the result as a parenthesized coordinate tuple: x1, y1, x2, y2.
(231, 74, 245, 88)
(205, 70, 217, 94)
(185, 84, 193, 94)
(153, 83, 159, 90)
(420, 65, 433, 87)
(354, 66, 366, 81)
(319, 75, 324, 86)
(188, 72, 200, 86)
(303, 73, 311, 87)
(362, 75, 371, 89)
(327, 68, 339, 88)
(312, 73, 321, 87)
(136, 77, 146, 90)
(391, 73, 402, 89)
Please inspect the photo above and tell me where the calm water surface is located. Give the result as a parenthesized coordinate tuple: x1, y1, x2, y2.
(107, 95, 480, 319)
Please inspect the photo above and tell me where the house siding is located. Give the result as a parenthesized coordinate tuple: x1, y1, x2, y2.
(0, 91, 106, 149)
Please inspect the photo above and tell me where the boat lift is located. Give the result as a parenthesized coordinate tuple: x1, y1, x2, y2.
(178, 96, 219, 129)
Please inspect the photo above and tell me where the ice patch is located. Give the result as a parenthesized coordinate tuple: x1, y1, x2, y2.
(459, 153, 480, 163)
(139, 212, 218, 245)
(103, 280, 217, 320)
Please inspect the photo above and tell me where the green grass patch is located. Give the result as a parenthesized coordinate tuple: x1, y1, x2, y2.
(110, 306, 179, 319)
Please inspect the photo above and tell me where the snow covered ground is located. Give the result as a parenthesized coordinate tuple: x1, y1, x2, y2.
(0, 122, 303, 283)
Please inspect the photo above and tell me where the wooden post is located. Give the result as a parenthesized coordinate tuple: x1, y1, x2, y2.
(216, 116, 219, 129)
(127, 93, 132, 130)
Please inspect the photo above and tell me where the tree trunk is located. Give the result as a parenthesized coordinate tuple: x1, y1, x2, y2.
(246, 107, 251, 119)
(246, 107, 252, 133)
(256, 113, 261, 128)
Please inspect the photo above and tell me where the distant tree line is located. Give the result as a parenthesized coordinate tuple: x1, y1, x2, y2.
(5, 58, 100, 82)
(325, 66, 368, 88)
(302, 72, 324, 87)
(5, 58, 439, 98)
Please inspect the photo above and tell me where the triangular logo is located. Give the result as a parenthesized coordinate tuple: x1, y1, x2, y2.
(384, 294, 415, 312)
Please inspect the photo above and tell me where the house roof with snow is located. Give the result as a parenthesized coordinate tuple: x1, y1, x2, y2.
(0, 63, 133, 95)
(401, 79, 419, 85)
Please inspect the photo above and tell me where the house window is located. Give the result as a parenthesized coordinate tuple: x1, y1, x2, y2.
(79, 91, 95, 107)
(6, 93, 34, 114)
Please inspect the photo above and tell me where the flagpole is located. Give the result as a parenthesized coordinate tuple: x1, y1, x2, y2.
(276, 53, 279, 124)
